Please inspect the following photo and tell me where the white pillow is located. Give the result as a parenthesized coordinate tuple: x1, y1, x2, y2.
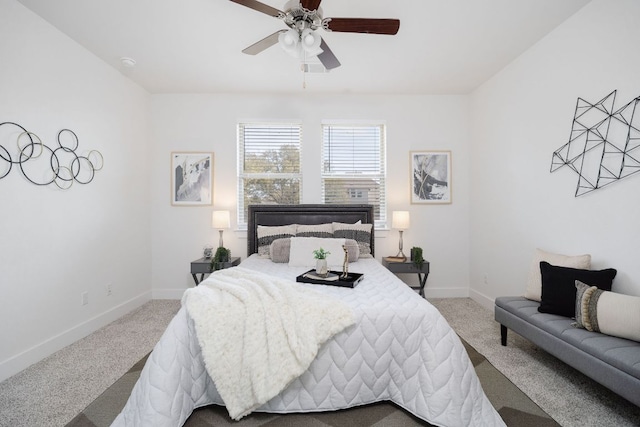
(595, 292, 640, 342)
(270, 238, 360, 263)
(288, 237, 347, 268)
(575, 281, 640, 342)
(524, 248, 591, 302)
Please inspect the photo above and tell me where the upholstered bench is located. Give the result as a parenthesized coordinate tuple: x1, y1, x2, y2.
(495, 296, 640, 407)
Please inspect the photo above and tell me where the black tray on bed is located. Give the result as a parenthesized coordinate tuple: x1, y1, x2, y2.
(296, 270, 364, 288)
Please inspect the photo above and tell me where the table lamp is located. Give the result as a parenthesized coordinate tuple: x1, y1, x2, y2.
(392, 211, 410, 260)
(212, 210, 231, 248)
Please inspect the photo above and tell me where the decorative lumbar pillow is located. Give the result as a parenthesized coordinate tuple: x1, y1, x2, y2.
(332, 222, 373, 256)
(271, 238, 360, 263)
(575, 281, 640, 342)
(256, 224, 296, 257)
(524, 248, 591, 302)
(538, 261, 616, 317)
(288, 237, 347, 268)
(295, 223, 333, 238)
(574, 281, 598, 329)
(270, 238, 292, 263)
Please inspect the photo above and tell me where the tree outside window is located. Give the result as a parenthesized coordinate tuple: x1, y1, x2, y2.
(238, 124, 302, 226)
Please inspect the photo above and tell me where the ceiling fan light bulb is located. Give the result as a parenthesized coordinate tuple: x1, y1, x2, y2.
(278, 29, 302, 58)
(304, 34, 315, 46)
(300, 29, 321, 56)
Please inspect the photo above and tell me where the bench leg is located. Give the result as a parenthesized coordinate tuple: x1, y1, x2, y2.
(500, 324, 508, 346)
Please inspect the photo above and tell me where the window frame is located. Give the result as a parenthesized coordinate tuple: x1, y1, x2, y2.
(320, 122, 387, 228)
(237, 121, 303, 229)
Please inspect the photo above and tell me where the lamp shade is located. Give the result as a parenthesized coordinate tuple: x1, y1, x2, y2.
(212, 210, 231, 229)
(392, 211, 410, 230)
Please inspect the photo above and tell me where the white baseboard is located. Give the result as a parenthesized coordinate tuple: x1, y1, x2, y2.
(423, 287, 469, 299)
(0, 291, 151, 383)
(468, 288, 496, 311)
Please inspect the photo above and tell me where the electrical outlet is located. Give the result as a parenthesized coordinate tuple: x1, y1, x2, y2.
(81, 292, 88, 306)
(106, 283, 112, 296)
(483, 274, 488, 285)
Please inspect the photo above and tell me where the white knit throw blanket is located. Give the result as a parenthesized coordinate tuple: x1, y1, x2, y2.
(182, 267, 355, 420)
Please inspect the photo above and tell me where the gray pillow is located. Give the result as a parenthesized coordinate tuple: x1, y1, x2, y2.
(270, 238, 360, 263)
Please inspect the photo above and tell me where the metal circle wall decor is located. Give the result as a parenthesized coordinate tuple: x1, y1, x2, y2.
(0, 121, 103, 189)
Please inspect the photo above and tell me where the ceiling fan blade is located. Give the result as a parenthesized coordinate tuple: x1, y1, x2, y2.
(242, 30, 285, 55)
(317, 39, 340, 70)
(301, 0, 322, 11)
(229, 0, 282, 18)
(324, 18, 400, 35)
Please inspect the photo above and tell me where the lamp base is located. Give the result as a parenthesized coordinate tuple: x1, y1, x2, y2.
(396, 230, 406, 260)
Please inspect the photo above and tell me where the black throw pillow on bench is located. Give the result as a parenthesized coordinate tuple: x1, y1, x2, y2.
(538, 261, 617, 317)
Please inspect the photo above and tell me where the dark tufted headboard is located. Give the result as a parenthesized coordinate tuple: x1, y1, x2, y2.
(247, 204, 375, 257)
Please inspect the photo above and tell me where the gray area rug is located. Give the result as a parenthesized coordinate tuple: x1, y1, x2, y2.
(65, 337, 557, 427)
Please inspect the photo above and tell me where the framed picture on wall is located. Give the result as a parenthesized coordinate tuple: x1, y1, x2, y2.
(410, 150, 452, 204)
(171, 152, 214, 206)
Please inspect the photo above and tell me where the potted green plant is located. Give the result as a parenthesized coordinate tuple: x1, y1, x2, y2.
(210, 246, 231, 271)
(411, 246, 424, 270)
(313, 247, 331, 277)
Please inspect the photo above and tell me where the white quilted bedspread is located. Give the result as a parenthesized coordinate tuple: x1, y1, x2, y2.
(112, 256, 505, 427)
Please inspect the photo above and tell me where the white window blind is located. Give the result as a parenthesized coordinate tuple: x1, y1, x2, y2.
(237, 123, 302, 227)
(321, 124, 387, 227)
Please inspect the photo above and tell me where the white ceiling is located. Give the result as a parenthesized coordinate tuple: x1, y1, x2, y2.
(16, 0, 590, 94)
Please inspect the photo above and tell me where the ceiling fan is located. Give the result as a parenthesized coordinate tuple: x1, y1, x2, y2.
(230, 0, 400, 71)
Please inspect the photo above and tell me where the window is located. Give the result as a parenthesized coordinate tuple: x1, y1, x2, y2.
(321, 123, 387, 227)
(237, 123, 302, 227)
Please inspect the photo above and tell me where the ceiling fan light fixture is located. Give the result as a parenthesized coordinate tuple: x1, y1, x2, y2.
(300, 28, 323, 57)
(303, 33, 314, 46)
(281, 29, 298, 46)
(278, 28, 302, 57)
(232, 0, 401, 71)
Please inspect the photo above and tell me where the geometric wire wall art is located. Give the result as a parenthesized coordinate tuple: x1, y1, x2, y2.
(551, 90, 640, 196)
(0, 121, 103, 190)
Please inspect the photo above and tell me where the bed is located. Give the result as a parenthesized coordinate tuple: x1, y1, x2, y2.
(113, 204, 504, 427)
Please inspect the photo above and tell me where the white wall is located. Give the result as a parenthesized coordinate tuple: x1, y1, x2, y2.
(149, 93, 471, 298)
(7, 0, 636, 383)
(0, 0, 151, 381)
(469, 0, 640, 308)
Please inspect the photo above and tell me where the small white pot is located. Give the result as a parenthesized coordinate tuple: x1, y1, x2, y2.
(315, 259, 328, 277)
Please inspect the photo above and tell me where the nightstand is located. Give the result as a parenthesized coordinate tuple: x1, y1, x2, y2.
(382, 257, 430, 298)
(190, 256, 240, 285)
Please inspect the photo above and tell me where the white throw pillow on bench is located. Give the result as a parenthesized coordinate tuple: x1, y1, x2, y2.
(524, 248, 591, 302)
(575, 281, 640, 342)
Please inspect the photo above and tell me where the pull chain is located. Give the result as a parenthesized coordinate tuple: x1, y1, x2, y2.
(302, 63, 307, 89)
(301, 51, 307, 89)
